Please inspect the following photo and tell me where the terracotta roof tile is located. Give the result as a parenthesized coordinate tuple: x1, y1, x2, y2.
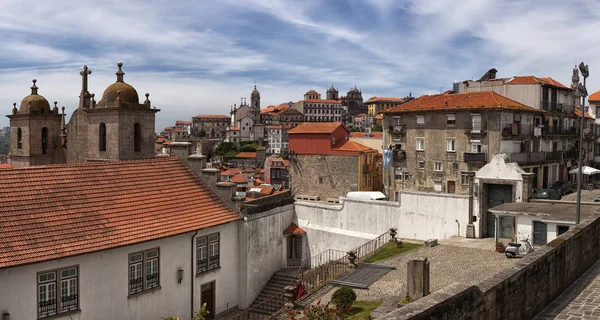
(221, 168, 242, 176)
(590, 90, 600, 102)
(230, 126, 240, 131)
(349, 132, 383, 139)
(288, 122, 344, 134)
(283, 223, 306, 235)
(268, 125, 283, 129)
(383, 91, 544, 114)
(0, 158, 241, 268)
(506, 76, 572, 90)
(365, 97, 406, 103)
(573, 107, 594, 120)
(304, 99, 342, 104)
(193, 115, 230, 119)
(333, 140, 374, 152)
(235, 152, 257, 158)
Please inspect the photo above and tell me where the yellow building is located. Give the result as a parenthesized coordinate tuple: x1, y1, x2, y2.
(365, 97, 410, 116)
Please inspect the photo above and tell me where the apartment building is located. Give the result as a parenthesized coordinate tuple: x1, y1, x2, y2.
(365, 96, 413, 116)
(455, 69, 596, 188)
(382, 91, 544, 197)
(191, 115, 230, 139)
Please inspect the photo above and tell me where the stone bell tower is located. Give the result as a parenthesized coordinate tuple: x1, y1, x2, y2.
(6, 80, 63, 167)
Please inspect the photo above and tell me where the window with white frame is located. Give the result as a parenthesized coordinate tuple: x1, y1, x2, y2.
(416, 138, 424, 151)
(434, 162, 443, 171)
(38, 266, 79, 318)
(197, 233, 220, 273)
(461, 172, 469, 185)
(447, 139, 456, 152)
(394, 168, 403, 181)
(446, 114, 456, 126)
(394, 117, 402, 126)
(416, 115, 425, 125)
(471, 142, 482, 153)
(129, 248, 160, 295)
(418, 161, 425, 169)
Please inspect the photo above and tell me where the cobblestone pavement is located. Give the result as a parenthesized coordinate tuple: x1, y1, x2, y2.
(304, 244, 515, 304)
(354, 244, 515, 301)
(535, 259, 600, 320)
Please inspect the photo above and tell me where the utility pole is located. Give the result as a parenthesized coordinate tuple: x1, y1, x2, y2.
(576, 62, 589, 225)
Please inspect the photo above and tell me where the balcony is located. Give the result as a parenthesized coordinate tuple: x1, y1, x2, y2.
(464, 121, 487, 136)
(501, 122, 534, 137)
(544, 126, 577, 136)
(463, 152, 487, 165)
(509, 151, 569, 164)
(541, 101, 573, 113)
(389, 125, 405, 137)
(393, 150, 406, 165)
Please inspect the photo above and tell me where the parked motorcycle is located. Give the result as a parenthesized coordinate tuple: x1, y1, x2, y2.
(504, 238, 534, 258)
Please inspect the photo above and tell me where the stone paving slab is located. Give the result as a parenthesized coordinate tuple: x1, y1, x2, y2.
(535, 259, 600, 320)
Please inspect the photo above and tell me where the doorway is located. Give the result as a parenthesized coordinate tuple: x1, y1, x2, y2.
(286, 235, 303, 267)
(542, 166, 549, 188)
(532, 167, 539, 190)
(201, 281, 216, 319)
(485, 184, 513, 238)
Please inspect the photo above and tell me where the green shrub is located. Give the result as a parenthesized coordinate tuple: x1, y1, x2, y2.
(331, 286, 357, 311)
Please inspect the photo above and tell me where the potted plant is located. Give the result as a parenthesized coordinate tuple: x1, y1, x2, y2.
(495, 241, 505, 253)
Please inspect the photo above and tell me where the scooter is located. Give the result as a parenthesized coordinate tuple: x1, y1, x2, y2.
(504, 238, 534, 258)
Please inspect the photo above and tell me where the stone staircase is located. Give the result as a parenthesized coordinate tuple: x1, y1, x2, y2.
(246, 268, 300, 318)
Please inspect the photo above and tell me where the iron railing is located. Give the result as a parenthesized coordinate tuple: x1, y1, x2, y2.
(464, 121, 487, 133)
(229, 268, 303, 320)
(501, 122, 534, 136)
(229, 230, 393, 319)
(463, 152, 487, 164)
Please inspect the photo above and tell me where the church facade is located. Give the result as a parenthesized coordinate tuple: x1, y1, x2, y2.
(6, 62, 159, 167)
(225, 86, 264, 143)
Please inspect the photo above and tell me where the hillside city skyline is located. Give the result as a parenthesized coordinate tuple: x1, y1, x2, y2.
(1, 0, 600, 130)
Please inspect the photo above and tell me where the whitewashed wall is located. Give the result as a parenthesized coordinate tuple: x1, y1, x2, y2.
(515, 215, 573, 245)
(0, 223, 239, 320)
(238, 204, 294, 308)
(295, 191, 470, 256)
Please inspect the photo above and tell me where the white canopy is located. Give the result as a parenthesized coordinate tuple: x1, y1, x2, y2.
(569, 166, 600, 175)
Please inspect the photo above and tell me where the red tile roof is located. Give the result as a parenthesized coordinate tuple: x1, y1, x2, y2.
(590, 90, 600, 102)
(268, 125, 283, 130)
(288, 122, 344, 134)
(506, 76, 571, 90)
(221, 168, 242, 176)
(383, 91, 544, 114)
(193, 115, 230, 119)
(304, 99, 342, 104)
(235, 152, 257, 159)
(0, 158, 240, 268)
(349, 132, 383, 139)
(365, 97, 406, 103)
(176, 120, 191, 125)
(333, 140, 374, 152)
(375, 115, 383, 120)
(573, 107, 594, 120)
(261, 104, 290, 115)
(230, 126, 240, 131)
(283, 223, 306, 235)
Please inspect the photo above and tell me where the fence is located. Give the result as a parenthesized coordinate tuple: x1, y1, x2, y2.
(230, 229, 393, 319)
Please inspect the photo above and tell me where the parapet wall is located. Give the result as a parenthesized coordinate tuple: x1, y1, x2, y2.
(382, 212, 600, 320)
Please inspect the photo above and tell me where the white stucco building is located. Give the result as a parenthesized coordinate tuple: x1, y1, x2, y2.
(0, 158, 242, 320)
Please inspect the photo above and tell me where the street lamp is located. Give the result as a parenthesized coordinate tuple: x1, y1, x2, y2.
(576, 62, 589, 225)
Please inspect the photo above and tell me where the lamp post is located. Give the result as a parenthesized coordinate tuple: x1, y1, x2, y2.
(576, 62, 589, 225)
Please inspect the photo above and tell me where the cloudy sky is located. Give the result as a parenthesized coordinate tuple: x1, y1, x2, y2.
(1, 0, 599, 130)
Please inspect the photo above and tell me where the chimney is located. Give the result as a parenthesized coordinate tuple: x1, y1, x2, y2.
(187, 154, 207, 177)
(216, 182, 239, 211)
(200, 168, 221, 194)
(169, 142, 192, 161)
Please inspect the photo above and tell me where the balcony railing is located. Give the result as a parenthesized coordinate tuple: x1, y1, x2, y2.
(389, 125, 405, 136)
(393, 150, 406, 163)
(501, 122, 534, 136)
(509, 151, 573, 164)
(463, 152, 487, 164)
(464, 121, 487, 134)
(541, 101, 573, 113)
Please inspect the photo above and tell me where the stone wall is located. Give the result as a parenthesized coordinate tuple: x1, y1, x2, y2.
(382, 212, 600, 320)
(289, 154, 359, 200)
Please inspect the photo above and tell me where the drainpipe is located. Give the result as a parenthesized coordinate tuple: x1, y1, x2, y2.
(190, 230, 198, 318)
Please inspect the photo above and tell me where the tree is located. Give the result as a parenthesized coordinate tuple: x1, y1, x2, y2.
(214, 142, 236, 156)
(240, 143, 258, 152)
(331, 287, 356, 312)
(371, 125, 383, 132)
(349, 126, 362, 132)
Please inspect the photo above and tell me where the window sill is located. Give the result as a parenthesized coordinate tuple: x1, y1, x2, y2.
(197, 266, 222, 277)
(447, 151, 456, 153)
(416, 150, 424, 152)
(38, 309, 81, 320)
(128, 286, 162, 299)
